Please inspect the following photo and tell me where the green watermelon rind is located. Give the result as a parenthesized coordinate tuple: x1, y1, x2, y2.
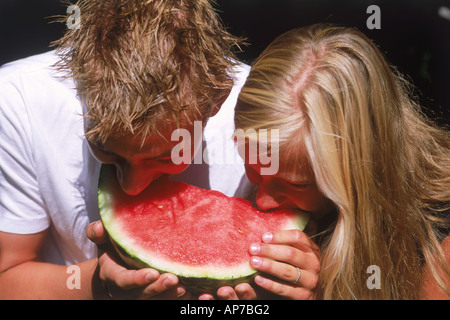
(107, 234, 260, 295)
(98, 186, 309, 294)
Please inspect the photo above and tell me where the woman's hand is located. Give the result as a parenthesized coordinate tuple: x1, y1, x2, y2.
(199, 229, 320, 300)
(247, 229, 320, 300)
(86, 220, 190, 299)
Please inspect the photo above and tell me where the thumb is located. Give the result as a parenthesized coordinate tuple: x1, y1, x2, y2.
(86, 220, 107, 244)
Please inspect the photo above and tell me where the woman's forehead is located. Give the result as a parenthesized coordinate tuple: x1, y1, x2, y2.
(244, 140, 313, 183)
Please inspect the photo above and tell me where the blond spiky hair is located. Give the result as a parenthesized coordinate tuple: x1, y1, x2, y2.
(53, 0, 243, 142)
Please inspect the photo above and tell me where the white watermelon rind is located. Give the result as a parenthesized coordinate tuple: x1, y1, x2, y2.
(98, 185, 309, 294)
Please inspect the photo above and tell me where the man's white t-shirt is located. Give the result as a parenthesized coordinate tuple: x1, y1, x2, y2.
(0, 51, 250, 266)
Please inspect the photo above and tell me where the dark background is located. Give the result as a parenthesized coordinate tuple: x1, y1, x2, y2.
(0, 0, 449, 125)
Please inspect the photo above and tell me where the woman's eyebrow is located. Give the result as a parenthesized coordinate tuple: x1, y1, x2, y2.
(282, 175, 314, 186)
(287, 181, 313, 187)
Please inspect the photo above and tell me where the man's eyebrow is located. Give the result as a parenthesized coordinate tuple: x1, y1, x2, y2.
(88, 139, 104, 150)
(93, 142, 121, 157)
(94, 140, 174, 161)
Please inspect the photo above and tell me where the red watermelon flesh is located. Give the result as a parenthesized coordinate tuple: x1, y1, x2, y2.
(98, 165, 309, 294)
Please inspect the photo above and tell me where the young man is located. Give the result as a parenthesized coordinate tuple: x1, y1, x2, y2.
(0, 0, 250, 299)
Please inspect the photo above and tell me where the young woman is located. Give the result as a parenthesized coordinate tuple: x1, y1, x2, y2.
(233, 24, 449, 299)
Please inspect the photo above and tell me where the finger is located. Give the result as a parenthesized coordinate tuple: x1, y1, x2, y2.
(176, 287, 194, 300)
(113, 268, 160, 290)
(99, 252, 160, 290)
(86, 220, 107, 244)
(254, 275, 313, 300)
(250, 256, 299, 284)
(144, 285, 188, 300)
(198, 293, 215, 300)
(217, 286, 239, 300)
(141, 273, 179, 297)
(249, 242, 320, 272)
(250, 256, 318, 290)
(262, 230, 319, 254)
(234, 283, 258, 300)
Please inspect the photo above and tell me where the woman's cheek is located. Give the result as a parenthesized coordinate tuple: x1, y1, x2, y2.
(292, 187, 333, 214)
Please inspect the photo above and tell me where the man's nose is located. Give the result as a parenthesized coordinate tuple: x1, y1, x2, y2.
(116, 163, 154, 196)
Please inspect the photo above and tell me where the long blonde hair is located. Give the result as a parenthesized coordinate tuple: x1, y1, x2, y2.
(235, 24, 450, 299)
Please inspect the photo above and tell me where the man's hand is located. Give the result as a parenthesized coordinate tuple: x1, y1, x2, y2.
(86, 221, 190, 299)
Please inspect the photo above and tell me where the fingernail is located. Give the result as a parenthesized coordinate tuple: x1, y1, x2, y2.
(235, 284, 246, 294)
(163, 275, 176, 288)
(163, 279, 172, 288)
(145, 270, 159, 282)
(255, 275, 265, 285)
(262, 232, 273, 243)
(249, 243, 260, 255)
(176, 286, 186, 297)
(251, 256, 262, 267)
(222, 292, 231, 299)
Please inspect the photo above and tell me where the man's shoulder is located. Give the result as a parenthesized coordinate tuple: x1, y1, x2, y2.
(0, 51, 59, 78)
(0, 51, 73, 98)
(0, 50, 77, 107)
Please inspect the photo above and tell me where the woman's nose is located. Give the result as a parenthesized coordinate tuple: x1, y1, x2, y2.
(255, 187, 285, 211)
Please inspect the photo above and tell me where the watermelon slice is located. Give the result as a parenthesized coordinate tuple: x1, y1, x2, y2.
(98, 165, 309, 294)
